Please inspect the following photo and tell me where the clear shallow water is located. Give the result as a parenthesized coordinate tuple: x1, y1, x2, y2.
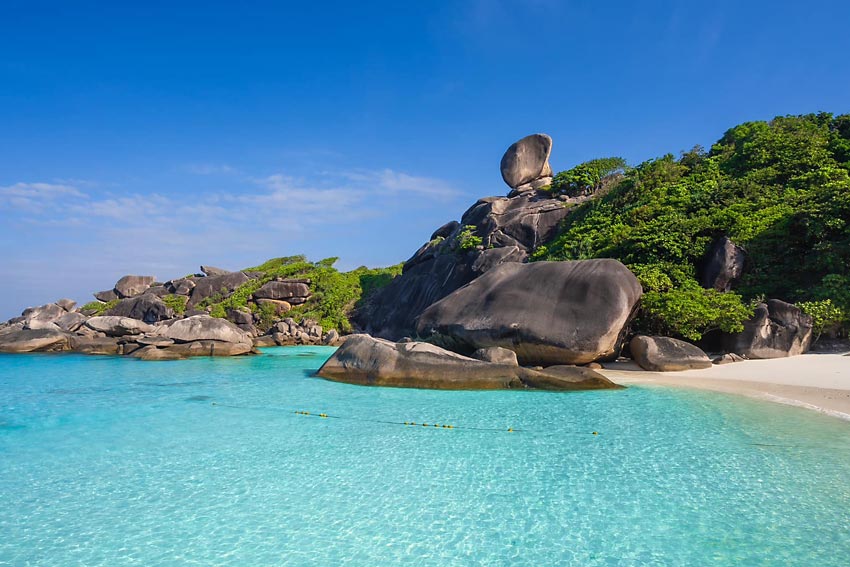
(1, 348, 848, 566)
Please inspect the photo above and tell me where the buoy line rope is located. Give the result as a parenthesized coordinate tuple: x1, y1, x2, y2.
(209, 402, 603, 435)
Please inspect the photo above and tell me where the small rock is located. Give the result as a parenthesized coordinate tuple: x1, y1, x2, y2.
(713, 353, 746, 365)
(200, 265, 231, 277)
(130, 345, 186, 361)
(472, 347, 518, 366)
(630, 335, 712, 372)
(56, 298, 77, 311)
(114, 275, 157, 299)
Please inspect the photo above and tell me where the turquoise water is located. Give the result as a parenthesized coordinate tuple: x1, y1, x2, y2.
(1, 348, 848, 566)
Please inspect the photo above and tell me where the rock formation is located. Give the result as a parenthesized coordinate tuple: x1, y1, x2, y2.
(316, 334, 619, 391)
(416, 259, 643, 365)
(723, 299, 813, 358)
(699, 236, 746, 291)
(356, 191, 582, 339)
(629, 335, 712, 371)
(500, 133, 554, 193)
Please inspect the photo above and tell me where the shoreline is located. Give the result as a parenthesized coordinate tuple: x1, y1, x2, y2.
(600, 353, 850, 421)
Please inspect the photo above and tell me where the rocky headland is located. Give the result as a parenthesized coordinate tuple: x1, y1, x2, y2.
(5, 115, 846, 394)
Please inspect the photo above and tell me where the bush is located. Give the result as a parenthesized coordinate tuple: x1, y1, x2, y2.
(457, 225, 482, 251)
(797, 299, 846, 342)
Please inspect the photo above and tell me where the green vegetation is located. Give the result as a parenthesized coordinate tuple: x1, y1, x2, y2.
(80, 299, 119, 314)
(198, 256, 403, 332)
(457, 225, 483, 251)
(797, 299, 846, 342)
(534, 113, 850, 340)
(549, 157, 628, 197)
(162, 294, 188, 315)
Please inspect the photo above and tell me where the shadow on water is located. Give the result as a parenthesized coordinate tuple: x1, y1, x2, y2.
(185, 395, 213, 402)
(135, 381, 206, 388)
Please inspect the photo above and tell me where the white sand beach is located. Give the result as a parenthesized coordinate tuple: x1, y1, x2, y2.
(601, 353, 850, 421)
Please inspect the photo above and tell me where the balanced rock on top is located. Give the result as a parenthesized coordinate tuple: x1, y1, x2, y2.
(500, 133, 553, 193)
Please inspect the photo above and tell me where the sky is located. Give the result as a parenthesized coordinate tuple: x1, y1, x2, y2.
(2, 0, 850, 319)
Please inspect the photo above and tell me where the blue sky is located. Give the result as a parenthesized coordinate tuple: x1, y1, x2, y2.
(2, 0, 849, 319)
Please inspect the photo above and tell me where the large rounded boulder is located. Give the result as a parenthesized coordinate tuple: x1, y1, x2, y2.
(161, 315, 252, 345)
(416, 259, 642, 365)
(630, 335, 712, 371)
(500, 133, 553, 191)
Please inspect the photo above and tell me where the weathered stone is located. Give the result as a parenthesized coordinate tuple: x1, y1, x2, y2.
(586, 362, 603, 370)
(316, 334, 619, 391)
(713, 353, 746, 365)
(130, 345, 186, 361)
(135, 336, 175, 347)
(56, 298, 77, 311)
(253, 281, 310, 301)
(253, 335, 277, 348)
(69, 336, 121, 355)
(0, 328, 70, 353)
(24, 320, 60, 331)
(699, 236, 746, 292)
(165, 278, 196, 296)
(472, 346, 518, 366)
(226, 308, 254, 326)
(307, 325, 323, 338)
(188, 272, 250, 306)
(323, 329, 340, 345)
(287, 296, 308, 306)
(105, 294, 173, 323)
(723, 299, 813, 359)
(200, 265, 231, 277)
(55, 312, 88, 333)
(114, 275, 157, 298)
(417, 260, 642, 365)
(161, 315, 253, 345)
(165, 340, 253, 357)
(499, 133, 553, 190)
(94, 289, 118, 302)
(630, 335, 712, 372)
(357, 191, 573, 340)
(255, 298, 291, 314)
(22, 303, 66, 325)
(85, 316, 156, 337)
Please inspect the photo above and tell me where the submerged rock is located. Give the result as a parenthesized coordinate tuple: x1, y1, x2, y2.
(316, 334, 619, 391)
(629, 335, 712, 372)
(416, 259, 642, 365)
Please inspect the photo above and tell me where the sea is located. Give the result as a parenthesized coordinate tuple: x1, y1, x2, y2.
(1, 347, 848, 566)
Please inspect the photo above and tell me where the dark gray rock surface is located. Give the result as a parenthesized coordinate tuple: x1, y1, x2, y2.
(500, 133, 553, 190)
(699, 236, 746, 291)
(114, 275, 157, 298)
(416, 259, 642, 365)
(316, 334, 619, 391)
(188, 272, 250, 306)
(105, 294, 173, 323)
(355, 191, 574, 340)
(723, 299, 813, 358)
(630, 335, 712, 371)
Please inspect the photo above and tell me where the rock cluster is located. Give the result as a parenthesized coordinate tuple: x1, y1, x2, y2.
(316, 335, 619, 391)
(416, 259, 643, 365)
(723, 299, 812, 359)
(0, 267, 336, 358)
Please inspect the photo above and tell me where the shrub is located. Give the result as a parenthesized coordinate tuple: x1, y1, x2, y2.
(797, 299, 846, 342)
(457, 225, 482, 251)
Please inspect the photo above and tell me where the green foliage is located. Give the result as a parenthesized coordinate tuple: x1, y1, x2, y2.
(457, 225, 483, 251)
(81, 299, 119, 314)
(537, 113, 850, 338)
(797, 299, 846, 342)
(161, 294, 188, 315)
(200, 255, 402, 333)
(550, 157, 627, 197)
(637, 286, 753, 341)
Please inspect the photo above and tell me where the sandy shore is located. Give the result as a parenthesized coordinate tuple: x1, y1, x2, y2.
(600, 353, 850, 421)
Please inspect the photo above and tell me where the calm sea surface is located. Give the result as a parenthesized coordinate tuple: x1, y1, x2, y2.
(1, 347, 848, 566)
